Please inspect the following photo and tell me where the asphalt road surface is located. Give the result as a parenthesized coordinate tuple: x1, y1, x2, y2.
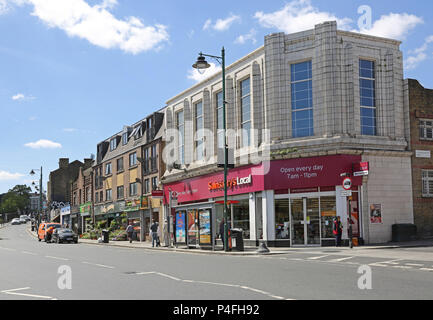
(1, 223, 433, 300)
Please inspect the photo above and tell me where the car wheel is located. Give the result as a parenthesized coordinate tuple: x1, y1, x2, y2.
(38, 238, 41, 242)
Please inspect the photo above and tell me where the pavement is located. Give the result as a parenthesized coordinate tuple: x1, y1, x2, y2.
(25, 226, 433, 255)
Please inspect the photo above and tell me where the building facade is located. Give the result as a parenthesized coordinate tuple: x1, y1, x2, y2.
(406, 79, 433, 238)
(162, 21, 413, 247)
(93, 111, 165, 241)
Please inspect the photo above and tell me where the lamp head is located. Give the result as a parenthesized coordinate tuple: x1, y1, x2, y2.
(192, 53, 210, 74)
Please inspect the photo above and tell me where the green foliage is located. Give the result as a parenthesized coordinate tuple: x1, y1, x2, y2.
(271, 148, 298, 157)
(0, 185, 32, 214)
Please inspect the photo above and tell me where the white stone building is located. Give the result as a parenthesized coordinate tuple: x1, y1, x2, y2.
(161, 21, 413, 247)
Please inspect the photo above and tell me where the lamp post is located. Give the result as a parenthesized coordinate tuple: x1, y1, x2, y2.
(30, 167, 43, 226)
(192, 48, 230, 251)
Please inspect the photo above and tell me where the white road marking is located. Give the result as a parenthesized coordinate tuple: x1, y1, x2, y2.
(0, 247, 16, 251)
(368, 263, 390, 267)
(134, 271, 292, 300)
(380, 259, 402, 265)
(46, 255, 69, 261)
(328, 256, 354, 262)
(1, 287, 55, 300)
(307, 255, 329, 260)
(392, 266, 412, 269)
(420, 268, 433, 272)
(405, 263, 424, 267)
(22, 251, 37, 255)
(82, 261, 115, 269)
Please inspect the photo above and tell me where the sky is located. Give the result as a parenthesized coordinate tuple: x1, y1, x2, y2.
(0, 0, 433, 194)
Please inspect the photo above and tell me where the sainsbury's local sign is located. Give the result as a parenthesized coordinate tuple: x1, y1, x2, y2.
(208, 174, 252, 191)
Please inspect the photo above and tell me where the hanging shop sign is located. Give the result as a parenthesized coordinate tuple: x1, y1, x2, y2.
(140, 196, 149, 210)
(79, 202, 92, 215)
(353, 162, 369, 176)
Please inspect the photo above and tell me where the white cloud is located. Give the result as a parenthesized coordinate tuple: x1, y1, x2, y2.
(356, 13, 423, 40)
(63, 128, 77, 132)
(187, 62, 221, 83)
(24, 139, 62, 149)
(202, 18, 212, 31)
(14, 0, 169, 54)
(203, 14, 241, 32)
(12, 93, 35, 101)
(235, 29, 257, 45)
(254, 0, 352, 34)
(0, 170, 24, 181)
(405, 35, 433, 70)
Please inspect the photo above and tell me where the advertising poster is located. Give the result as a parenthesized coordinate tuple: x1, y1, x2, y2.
(370, 204, 382, 224)
(187, 210, 198, 246)
(199, 209, 211, 245)
(175, 211, 186, 243)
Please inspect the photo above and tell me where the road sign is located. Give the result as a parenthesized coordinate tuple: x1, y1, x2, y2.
(340, 190, 352, 197)
(342, 177, 352, 190)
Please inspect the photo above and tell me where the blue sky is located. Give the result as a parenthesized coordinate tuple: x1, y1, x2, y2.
(0, 0, 432, 194)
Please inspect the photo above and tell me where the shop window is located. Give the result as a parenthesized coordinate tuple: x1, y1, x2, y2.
(275, 199, 290, 240)
(232, 199, 250, 239)
(320, 196, 336, 239)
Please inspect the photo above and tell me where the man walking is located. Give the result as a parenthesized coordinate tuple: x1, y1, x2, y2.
(150, 220, 158, 247)
(333, 216, 343, 247)
(126, 223, 134, 243)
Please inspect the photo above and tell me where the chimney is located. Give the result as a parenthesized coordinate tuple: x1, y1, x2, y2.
(59, 158, 69, 169)
(84, 158, 93, 168)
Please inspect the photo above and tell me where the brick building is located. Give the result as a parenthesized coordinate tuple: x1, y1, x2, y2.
(93, 111, 165, 241)
(406, 79, 433, 238)
(162, 21, 413, 247)
(69, 159, 94, 233)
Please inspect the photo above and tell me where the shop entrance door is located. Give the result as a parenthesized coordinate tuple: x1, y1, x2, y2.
(291, 198, 320, 246)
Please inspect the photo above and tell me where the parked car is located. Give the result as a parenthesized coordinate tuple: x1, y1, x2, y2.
(11, 218, 21, 225)
(51, 228, 78, 244)
(37, 222, 62, 242)
(20, 215, 30, 222)
(19, 217, 27, 224)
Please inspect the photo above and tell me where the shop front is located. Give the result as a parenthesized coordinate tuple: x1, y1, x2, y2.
(80, 202, 92, 233)
(60, 205, 71, 227)
(164, 154, 364, 247)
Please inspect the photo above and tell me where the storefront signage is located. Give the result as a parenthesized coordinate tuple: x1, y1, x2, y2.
(415, 150, 431, 158)
(164, 155, 362, 205)
(79, 202, 92, 214)
(353, 162, 369, 176)
(94, 202, 125, 216)
(208, 174, 252, 191)
(124, 198, 141, 212)
(140, 196, 149, 210)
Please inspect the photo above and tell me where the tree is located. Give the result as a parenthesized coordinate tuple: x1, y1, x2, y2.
(0, 185, 32, 214)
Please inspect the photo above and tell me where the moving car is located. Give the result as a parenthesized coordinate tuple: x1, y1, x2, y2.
(11, 218, 21, 225)
(37, 222, 62, 242)
(20, 215, 30, 222)
(51, 228, 78, 244)
(19, 217, 27, 224)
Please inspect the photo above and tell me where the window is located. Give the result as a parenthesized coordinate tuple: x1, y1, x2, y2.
(117, 157, 124, 172)
(422, 170, 433, 197)
(85, 187, 90, 202)
(129, 183, 137, 196)
(100, 191, 103, 202)
(105, 163, 112, 175)
(122, 132, 128, 145)
(359, 59, 376, 135)
(240, 78, 251, 147)
(106, 189, 112, 201)
(195, 101, 204, 161)
(151, 144, 157, 171)
(143, 148, 149, 173)
(216, 91, 224, 149)
(291, 61, 313, 138)
(129, 152, 137, 167)
(420, 120, 433, 140)
(95, 192, 99, 203)
(110, 138, 117, 151)
(144, 179, 150, 194)
(177, 111, 185, 164)
(117, 186, 124, 199)
(275, 199, 290, 240)
(152, 177, 158, 191)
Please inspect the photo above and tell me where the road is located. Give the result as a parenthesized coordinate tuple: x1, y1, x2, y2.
(1, 223, 433, 300)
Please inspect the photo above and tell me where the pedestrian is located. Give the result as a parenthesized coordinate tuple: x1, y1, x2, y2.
(156, 222, 161, 247)
(150, 220, 158, 247)
(126, 223, 134, 243)
(219, 219, 225, 247)
(333, 216, 343, 247)
(163, 219, 169, 247)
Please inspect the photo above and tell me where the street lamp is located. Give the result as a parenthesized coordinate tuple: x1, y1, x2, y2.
(30, 167, 43, 226)
(192, 48, 230, 251)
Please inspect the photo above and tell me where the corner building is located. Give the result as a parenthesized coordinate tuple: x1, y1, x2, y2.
(162, 21, 413, 247)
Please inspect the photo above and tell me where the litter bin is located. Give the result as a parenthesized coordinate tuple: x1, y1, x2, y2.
(231, 228, 244, 251)
(102, 229, 109, 243)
